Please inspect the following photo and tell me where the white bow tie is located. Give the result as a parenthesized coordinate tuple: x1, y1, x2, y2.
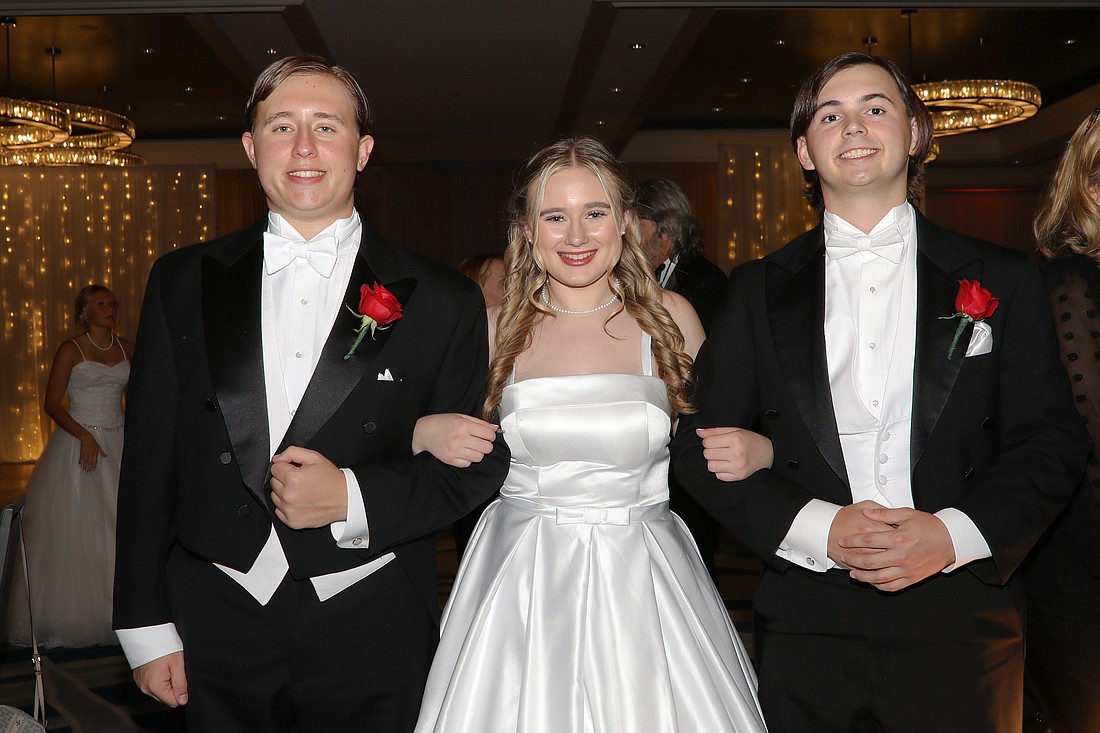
(263, 231, 339, 277)
(825, 225, 905, 264)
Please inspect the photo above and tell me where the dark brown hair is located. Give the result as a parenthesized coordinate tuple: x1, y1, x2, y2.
(789, 51, 934, 210)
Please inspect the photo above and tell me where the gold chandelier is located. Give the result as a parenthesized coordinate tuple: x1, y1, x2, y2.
(0, 19, 143, 166)
(898, 11, 1041, 140)
(913, 79, 1042, 137)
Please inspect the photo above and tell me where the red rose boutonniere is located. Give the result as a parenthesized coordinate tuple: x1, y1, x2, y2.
(939, 279, 998, 360)
(343, 282, 403, 360)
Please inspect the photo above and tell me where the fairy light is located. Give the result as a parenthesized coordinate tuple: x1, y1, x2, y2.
(0, 165, 212, 459)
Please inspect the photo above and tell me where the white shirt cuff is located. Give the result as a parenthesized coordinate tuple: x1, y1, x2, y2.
(330, 467, 370, 548)
(116, 623, 184, 669)
(777, 499, 842, 572)
(935, 507, 991, 571)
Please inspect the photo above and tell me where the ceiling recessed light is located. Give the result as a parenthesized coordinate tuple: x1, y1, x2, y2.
(1063, 38, 1078, 45)
(266, 48, 278, 55)
(712, 107, 724, 113)
(739, 77, 752, 84)
(631, 42, 646, 50)
(142, 48, 155, 54)
(184, 86, 194, 93)
(596, 120, 605, 126)
(610, 86, 622, 93)
(775, 39, 786, 46)
(100, 84, 111, 93)
(215, 115, 227, 121)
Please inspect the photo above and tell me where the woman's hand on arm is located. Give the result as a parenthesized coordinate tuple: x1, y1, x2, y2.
(696, 426, 773, 482)
(412, 413, 499, 468)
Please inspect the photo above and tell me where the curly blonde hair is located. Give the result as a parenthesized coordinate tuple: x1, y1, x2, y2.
(1035, 109, 1100, 263)
(484, 137, 695, 419)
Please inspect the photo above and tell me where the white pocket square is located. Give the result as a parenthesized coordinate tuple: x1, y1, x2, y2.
(965, 321, 993, 357)
(377, 368, 394, 381)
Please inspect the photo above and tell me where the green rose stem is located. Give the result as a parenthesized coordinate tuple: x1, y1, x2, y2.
(344, 309, 378, 360)
(941, 313, 972, 361)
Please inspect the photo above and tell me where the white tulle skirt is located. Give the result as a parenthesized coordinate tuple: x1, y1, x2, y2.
(6, 424, 122, 648)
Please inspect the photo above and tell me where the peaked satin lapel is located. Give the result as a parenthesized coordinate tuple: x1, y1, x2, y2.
(202, 229, 270, 501)
(277, 247, 417, 453)
(767, 227, 849, 488)
(911, 216, 982, 469)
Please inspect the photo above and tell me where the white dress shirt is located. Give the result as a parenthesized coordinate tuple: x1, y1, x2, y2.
(776, 202, 991, 573)
(117, 210, 392, 669)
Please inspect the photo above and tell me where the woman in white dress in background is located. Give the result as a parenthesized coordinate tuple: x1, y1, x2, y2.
(7, 284, 133, 648)
(413, 138, 770, 732)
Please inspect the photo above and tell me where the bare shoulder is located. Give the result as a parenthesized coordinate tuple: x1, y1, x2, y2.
(661, 290, 701, 331)
(55, 337, 83, 363)
(659, 290, 705, 358)
(660, 289, 693, 318)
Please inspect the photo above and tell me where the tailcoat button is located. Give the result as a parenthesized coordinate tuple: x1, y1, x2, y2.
(219, 451, 232, 465)
(237, 504, 251, 517)
(765, 409, 779, 419)
(204, 399, 218, 412)
(362, 422, 377, 434)
(786, 459, 799, 470)
(963, 467, 975, 479)
(980, 417, 994, 429)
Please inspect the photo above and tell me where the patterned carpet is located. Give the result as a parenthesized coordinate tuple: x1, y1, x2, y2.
(0, 526, 760, 731)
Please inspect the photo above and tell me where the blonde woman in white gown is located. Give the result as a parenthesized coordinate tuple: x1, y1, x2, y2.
(7, 285, 133, 648)
(412, 139, 770, 732)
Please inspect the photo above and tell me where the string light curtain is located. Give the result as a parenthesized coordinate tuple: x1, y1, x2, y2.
(0, 165, 213, 462)
(718, 142, 817, 269)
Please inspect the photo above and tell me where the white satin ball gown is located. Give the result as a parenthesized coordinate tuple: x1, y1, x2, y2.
(7, 342, 129, 648)
(416, 333, 766, 732)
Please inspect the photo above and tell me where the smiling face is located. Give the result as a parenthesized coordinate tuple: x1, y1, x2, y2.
(241, 73, 373, 239)
(795, 63, 918, 216)
(527, 167, 624, 301)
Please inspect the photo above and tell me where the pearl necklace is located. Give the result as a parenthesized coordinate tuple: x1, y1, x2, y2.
(87, 331, 115, 352)
(540, 279, 620, 315)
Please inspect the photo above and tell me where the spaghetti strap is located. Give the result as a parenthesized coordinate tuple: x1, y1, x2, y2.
(71, 338, 87, 362)
(116, 339, 128, 361)
(641, 332, 654, 377)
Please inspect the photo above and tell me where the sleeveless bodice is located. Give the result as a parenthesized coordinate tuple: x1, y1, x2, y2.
(499, 372, 672, 509)
(67, 360, 129, 429)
